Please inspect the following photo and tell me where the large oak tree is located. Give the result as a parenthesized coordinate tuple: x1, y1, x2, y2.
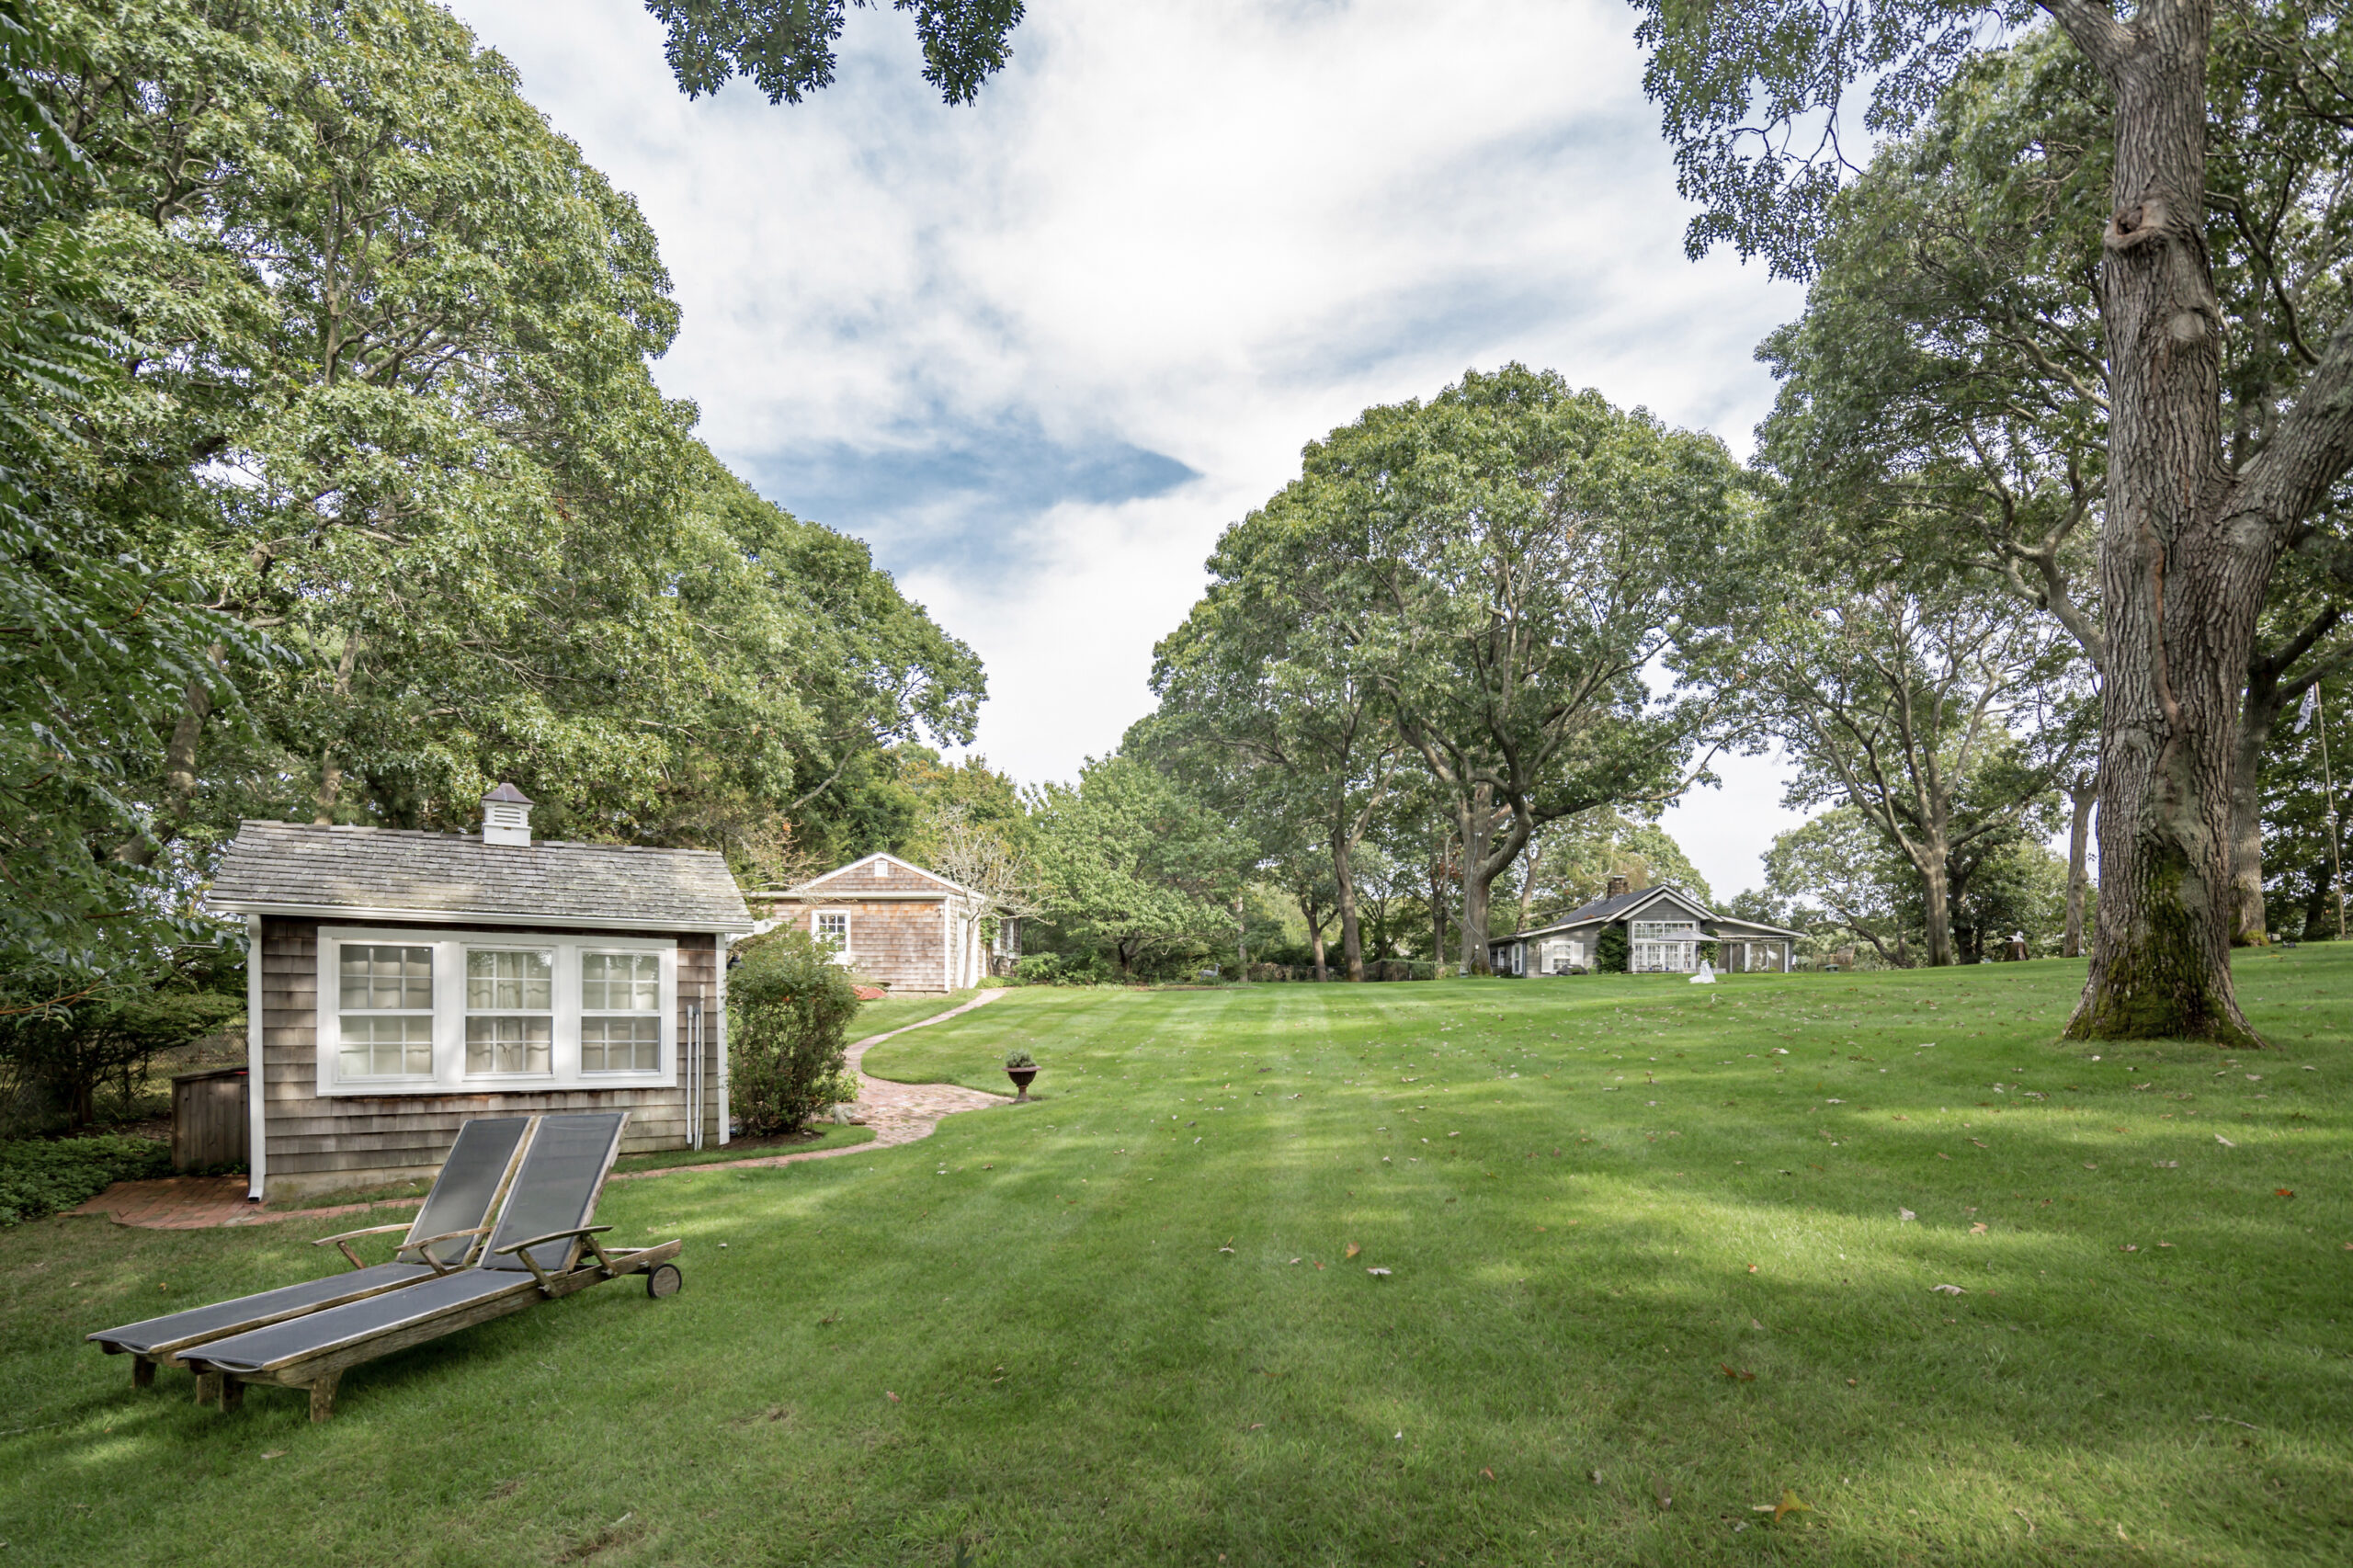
(1636, 0, 2353, 1042)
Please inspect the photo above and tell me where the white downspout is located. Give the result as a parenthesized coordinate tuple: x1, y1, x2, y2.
(244, 914, 267, 1202)
(715, 934, 731, 1145)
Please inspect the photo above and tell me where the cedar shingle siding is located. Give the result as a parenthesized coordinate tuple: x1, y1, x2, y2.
(210, 812, 752, 1201)
(255, 917, 725, 1199)
(760, 854, 988, 994)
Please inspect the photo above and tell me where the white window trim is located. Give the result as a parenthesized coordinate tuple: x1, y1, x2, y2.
(316, 925, 676, 1096)
(813, 909, 852, 965)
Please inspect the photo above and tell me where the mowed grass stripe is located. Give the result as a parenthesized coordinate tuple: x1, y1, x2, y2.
(3, 953, 2348, 1565)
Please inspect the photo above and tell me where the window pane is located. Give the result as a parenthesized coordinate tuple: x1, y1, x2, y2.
(466, 949, 551, 1010)
(465, 1015, 551, 1074)
(582, 1016, 660, 1073)
(340, 945, 431, 1010)
(339, 1014, 431, 1077)
(582, 952, 659, 1011)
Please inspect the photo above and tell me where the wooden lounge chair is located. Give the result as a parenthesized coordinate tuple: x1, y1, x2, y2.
(182, 1111, 682, 1420)
(88, 1115, 536, 1397)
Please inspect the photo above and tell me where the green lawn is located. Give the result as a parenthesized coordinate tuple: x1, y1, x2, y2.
(6, 953, 2351, 1565)
(852, 986, 993, 1042)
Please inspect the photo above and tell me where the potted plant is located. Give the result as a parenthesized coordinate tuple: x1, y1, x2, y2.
(1004, 1047, 1040, 1101)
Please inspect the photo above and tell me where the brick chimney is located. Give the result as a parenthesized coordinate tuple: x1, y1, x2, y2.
(1606, 873, 1630, 899)
(482, 782, 533, 846)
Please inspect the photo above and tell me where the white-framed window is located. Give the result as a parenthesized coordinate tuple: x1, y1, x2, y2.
(813, 910, 850, 963)
(1632, 939, 1699, 973)
(1631, 919, 1699, 940)
(581, 951, 661, 1072)
(465, 948, 552, 1075)
(315, 926, 676, 1096)
(336, 944, 435, 1080)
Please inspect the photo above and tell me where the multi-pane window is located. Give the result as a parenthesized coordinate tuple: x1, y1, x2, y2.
(581, 952, 661, 1073)
(815, 912, 848, 952)
(464, 949, 551, 1074)
(1631, 920, 1699, 939)
(338, 945, 433, 1077)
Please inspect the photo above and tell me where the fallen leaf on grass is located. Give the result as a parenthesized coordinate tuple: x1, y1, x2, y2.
(1482, 1468, 1495, 1481)
(1937, 1153, 1952, 1161)
(2277, 1188, 2296, 1199)
(2083, 1162, 2098, 1170)
(1970, 1222, 1988, 1234)
(260, 1450, 286, 1460)
(1366, 1267, 1392, 1277)
(1931, 1283, 1968, 1295)
(1751, 1491, 1814, 1524)
(1898, 1208, 1916, 1222)
(2121, 1244, 2139, 1253)
(1345, 1242, 1360, 1259)
(1746, 1264, 1758, 1274)
(2216, 1135, 2236, 1147)
(884, 1392, 900, 1403)
(1969, 1139, 1988, 1149)
(1719, 1364, 1756, 1382)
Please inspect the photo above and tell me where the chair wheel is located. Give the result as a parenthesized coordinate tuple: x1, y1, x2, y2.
(646, 1263, 683, 1299)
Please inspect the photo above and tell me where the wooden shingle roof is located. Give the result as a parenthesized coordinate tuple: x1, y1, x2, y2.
(207, 820, 754, 933)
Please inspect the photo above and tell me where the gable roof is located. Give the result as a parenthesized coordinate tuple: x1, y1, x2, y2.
(755, 852, 982, 903)
(207, 820, 754, 933)
(1494, 884, 1804, 945)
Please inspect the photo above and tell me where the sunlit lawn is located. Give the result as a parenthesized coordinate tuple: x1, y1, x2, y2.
(6, 952, 2350, 1566)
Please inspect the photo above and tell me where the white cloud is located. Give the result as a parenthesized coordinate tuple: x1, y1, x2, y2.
(447, 0, 1812, 895)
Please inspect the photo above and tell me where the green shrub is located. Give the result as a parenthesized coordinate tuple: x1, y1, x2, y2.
(1013, 952, 1114, 986)
(1596, 926, 1629, 974)
(0, 1134, 171, 1226)
(728, 931, 862, 1137)
(1005, 1047, 1036, 1069)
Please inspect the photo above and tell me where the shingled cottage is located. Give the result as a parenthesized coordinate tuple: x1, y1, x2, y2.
(208, 785, 754, 1202)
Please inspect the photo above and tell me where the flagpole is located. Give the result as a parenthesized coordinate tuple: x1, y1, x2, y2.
(2319, 686, 2347, 940)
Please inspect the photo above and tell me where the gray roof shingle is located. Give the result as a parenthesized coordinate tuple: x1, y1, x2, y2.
(206, 821, 753, 933)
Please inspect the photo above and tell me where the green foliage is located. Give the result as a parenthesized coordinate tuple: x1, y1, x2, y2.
(1593, 925, 1628, 975)
(0, 1132, 168, 1225)
(0, 987, 241, 1130)
(646, 1, 1025, 108)
(1003, 1046, 1034, 1069)
(726, 930, 862, 1136)
(1012, 951, 1113, 987)
(0, 0, 264, 984)
(1030, 754, 1245, 977)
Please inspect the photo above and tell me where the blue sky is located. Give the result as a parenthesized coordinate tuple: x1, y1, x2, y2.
(448, 0, 1815, 900)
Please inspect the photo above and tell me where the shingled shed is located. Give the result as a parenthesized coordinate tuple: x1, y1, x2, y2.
(208, 786, 754, 1201)
(747, 852, 998, 994)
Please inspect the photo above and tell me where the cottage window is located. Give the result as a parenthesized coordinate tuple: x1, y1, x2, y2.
(1631, 920, 1699, 940)
(581, 952, 662, 1072)
(337, 944, 434, 1078)
(464, 949, 552, 1074)
(814, 911, 849, 958)
(318, 927, 676, 1096)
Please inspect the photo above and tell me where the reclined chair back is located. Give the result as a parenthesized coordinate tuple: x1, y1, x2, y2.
(480, 1112, 629, 1274)
(402, 1116, 534, 1265)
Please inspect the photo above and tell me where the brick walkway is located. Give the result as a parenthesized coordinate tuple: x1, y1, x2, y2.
(68, 990, 1013, 1226)
(614, 988, 1010, 1182)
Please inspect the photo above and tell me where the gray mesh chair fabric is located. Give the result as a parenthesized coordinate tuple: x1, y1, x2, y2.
(88, 1267, 438, 1358)
(190, 1269, 527, 1374)
(482, 1112, 625, 1272)
(185, 1113, 629, 1376)
(87, 1116, 533, 1358)
(404, 1116, 532, 1265)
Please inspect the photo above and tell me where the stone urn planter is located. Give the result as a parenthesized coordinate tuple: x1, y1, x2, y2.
(1005, 1051, 1040, 1102)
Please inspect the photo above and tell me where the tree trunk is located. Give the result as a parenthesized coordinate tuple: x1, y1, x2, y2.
(1332, 830, 1365, 982)
(2064, 775, 2097, 958)
(1235, 892, 1248, 981)
(1305, 895, 1328, 982)
(112, 660, 217, 866)
(1914, 837, 1955, 967)
(2056, 0, 2268, 1044)
(2227, 676, 2287, 946)
(1514, 833, 1542, 937)
(1429, 832, 1450, 966)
